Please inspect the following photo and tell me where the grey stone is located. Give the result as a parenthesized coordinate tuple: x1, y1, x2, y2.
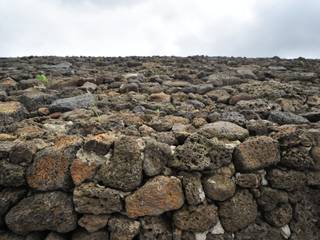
(181, 172, 205, 205)
(0, 160, 26, 187)
(97, 136, 143, 191)
(203, 174, 236, 201)
(108, 216, 140, 240)
(268, 111, 309, 125)
(5, 191, 77, 235)
(49, 93, 95, 112)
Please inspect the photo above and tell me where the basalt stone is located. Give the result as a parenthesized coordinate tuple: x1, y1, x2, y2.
(71, 229, 109, 240)
(234, 136, 280, 172)
(139, 216, 173, 240)
(203, 174, 236, 201)
(173, 204, 218, 232)
(9, 141, 37, 165)
(235, 173, 260, 188)
(208, 139, 235, 170)
(0, 101, 27, 125)
(45, 232, 67, 240)
(0, 232, 25, 240)
(199, 121, 249, 141)
(125, 176, 184, 218)
(268, 111, 309, 125)
(97, 136, 143, 191)
(143, 139, 172, 176)
(5, 191, 77, 235)
(181, 172, 205, 205)
(26, 147, 73, 191)
(78, 214, 109, 233)
(280, 146, 315, 170)
(49, 93, 95, 112)
(83, 133, 116, 155)
(73, 182, 123, 215)
(219, 190, 258, 233)
(0, 160, 26, 187)
(108, 216, 140, 240)
(267, 169, 306, 191)
(19, 89, 55, 112)
(169, 133, 214, 171)
(257, 187, 289, 212)
(0, 188, 27, 227)
(264, 203, 292, 227)
(0, 141, 15, 159)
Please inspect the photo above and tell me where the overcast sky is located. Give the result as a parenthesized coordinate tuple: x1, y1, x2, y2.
(0, 0, 319, 58)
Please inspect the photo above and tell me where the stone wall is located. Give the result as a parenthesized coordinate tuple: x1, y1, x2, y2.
(0, 56, 320, 240)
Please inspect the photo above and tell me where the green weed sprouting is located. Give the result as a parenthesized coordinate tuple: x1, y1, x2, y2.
(36, 73, 49, 86)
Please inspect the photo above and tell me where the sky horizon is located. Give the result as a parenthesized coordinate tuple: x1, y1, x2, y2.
(1, 0, 320, 58)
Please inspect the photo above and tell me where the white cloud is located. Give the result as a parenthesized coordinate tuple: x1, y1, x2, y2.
(0, 0, 319, 57)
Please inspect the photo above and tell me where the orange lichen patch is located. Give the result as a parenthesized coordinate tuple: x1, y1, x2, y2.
(119, 113, 144, 126)
(125, 176, 184, 218)
(26, 149, 72, 191)
(163, 115, 189, 125)
(54, 135, 83, 150)
(70, 159, 97, 185)
(0, 101, 23, 113)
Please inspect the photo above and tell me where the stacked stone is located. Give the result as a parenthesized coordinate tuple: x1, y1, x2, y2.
(0, 56, 320, 239)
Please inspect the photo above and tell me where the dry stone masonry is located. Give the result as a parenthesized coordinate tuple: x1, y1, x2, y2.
(0, 56, 320, 239)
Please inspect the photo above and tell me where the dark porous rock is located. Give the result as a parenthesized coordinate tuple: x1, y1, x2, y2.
(143, 138, 172, 176)
(246, 119, 276, 136)
(234, 136, 280, 172)
(97, 136, 143, 191)
(45, 232, 67, 240)
(71, 229, 109, 240)
(83, 133, 116, 155)
(0, 188, 27, 227)
(208, 139, 235, 170)
(18, 89, 55, 112)
(234, 221, 284, 240)
(139, 216, 172, 240)
(219, 190, 257, 233)
(26, 147, 73, 191)
(203, 174, 236, 201)
(0, 90, 7, 101)
(78, 214, 109, 233)
(49, 93, 95, 112)
(0, 141, 15, 159)
(257, 187, 289, 212)
(125, 176, 184, 218)
(219, 111, 247, 126)
(9, 141, 37, 165)
(264, 203, 292, 227)
(0, 232, 25, 240)
(280, 146, 315, 170)
(267, 169, 306, 191)
(5, 191, 77, 235)
(108, 215, 140, 240)
(169, 133, 214, 171)
(0, 160, 26, 187)
(173, 204, 218, 232)
(236, 173, 260, 188)
(0, 101, 27, 125)
(181, 172, 205, 205)
(199, 121, 249, 141)
(73, 182, 123, 215)
(268, 111, 309, 125)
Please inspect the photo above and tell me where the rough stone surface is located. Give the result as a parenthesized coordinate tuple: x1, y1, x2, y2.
(97, 136, 143, 191)
(78, 214, 109, 233)
(219, 190, 258, 233)
(173, 204, 218, 232)
(268, 111, 309, 125)
(0, 101, 27, 125)
(73, 182, 123, 215)
(199, 121, 249, 141)
(125, 176, 184, 218)
(0, 160, 26, 187)
(71, 229, 109, 240)
(49, 93, 95, 112)
(181, 172, 205, 205)
(5, 192, 77, 235)
(108, 216, 140, 240)
(203, 174, 236, 201)
(234, 136, 280, 172)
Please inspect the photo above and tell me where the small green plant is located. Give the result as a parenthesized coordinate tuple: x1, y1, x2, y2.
(36, 73, 49, 86)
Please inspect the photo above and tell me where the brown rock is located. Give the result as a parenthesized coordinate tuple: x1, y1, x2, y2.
(108, 215, 140, 240)
(173, 204, 218, 232)
(219, 190, 258, 233)
(73, 182, 123, 215)
(203, 174, 236, 201)
(78, 214, 109, 232)
(84, 133, 116, 155)
(181, 172, 205, 205)
(125, 176, 184, 218)
(149, 92, 171, 103)
(0, 160, 26, 187)
(70, 158, 97, 185)
(71, 229, 109, 240)
(267, 169, 306, 191)
(234, 136, 280, 172)
(264, 203, 292, 227)
(236, 173, 261, 188)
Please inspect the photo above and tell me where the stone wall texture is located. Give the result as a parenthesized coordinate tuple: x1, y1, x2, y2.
(0, 56, 320, 239)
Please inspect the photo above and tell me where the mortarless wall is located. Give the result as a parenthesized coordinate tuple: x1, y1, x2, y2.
(0, 56, 320, 240)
